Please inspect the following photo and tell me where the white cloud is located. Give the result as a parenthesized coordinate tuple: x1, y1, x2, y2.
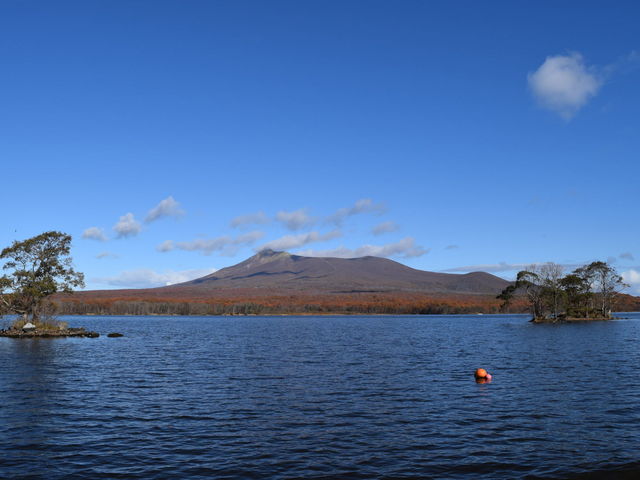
(328, 198, 386, 226)
(258, 230, 342, 251)
(156, 240, 176, 252)
(528, 52, 603, 119)
(96, 251, 118, 259)
(218, 231, 266, 257)
(622, 269, 640, 295)
(113, 213, 142, 238)
(372, 221, 399, 235)
(159, 236, 230, 255)
(275, 209, 315, 231)
(298, 237, 428, 259)
(442, 261, 585, 274)
(145, 196, 185, 223)
(94, 267, 217, 288)
(82, 226, 108, 242)
(158, 231, 264, 255)
(443, 262, 534, 273)
(230, 211, 269, 228)
(235, 230, 265, 244)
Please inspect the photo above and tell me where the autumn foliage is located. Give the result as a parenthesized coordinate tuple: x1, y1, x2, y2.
(55, 290, 519, 316)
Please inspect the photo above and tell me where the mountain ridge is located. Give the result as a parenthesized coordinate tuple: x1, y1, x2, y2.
(171, 249, 510, 295)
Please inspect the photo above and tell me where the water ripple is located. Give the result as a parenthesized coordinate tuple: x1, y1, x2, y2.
(1, 313, 640, 479)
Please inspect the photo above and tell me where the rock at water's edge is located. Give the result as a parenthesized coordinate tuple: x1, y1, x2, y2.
(0, 327, 100, 338)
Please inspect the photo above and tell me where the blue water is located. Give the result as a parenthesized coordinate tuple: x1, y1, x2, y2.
(1, 313, 640, 479)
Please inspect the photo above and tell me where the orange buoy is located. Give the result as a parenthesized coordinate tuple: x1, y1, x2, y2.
(474, 368, 492, 383)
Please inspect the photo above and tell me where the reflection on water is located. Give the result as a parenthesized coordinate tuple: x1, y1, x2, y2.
(1, 313, 639, 479)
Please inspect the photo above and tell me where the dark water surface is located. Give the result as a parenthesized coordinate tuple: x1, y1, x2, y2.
(2, 313, 640, 479)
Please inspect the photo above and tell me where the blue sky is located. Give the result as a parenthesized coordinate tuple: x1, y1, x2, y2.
(1, 1, 639, 292)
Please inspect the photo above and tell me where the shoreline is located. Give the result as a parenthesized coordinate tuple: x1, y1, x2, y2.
(532, 316, 616, 323)
(3, 312, 637, 319)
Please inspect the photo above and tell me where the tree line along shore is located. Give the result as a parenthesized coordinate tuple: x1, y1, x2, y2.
(51, 290, 640, 316)
(1, 231, 638, 322)
(52, 292, 515, 316)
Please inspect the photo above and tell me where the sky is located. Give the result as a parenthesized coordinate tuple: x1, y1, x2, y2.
(1, 1, 639, 292)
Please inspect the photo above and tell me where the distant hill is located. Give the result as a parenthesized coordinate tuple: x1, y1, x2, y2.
(58, 250, 518, 315)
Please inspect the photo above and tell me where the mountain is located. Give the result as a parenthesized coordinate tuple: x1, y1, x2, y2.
(58, 252, 640, 316)
(169, 249, 510, 295)
(60, 250, 514, 315)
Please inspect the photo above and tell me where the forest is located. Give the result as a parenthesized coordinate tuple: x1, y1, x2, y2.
(53, 292, 512, 316)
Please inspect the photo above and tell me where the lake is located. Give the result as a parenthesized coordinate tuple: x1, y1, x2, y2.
(1, 313, 640, 479)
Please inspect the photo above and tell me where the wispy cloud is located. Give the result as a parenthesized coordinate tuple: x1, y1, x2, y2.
(113, 213, 142, 238)
(622, 269, 640, 295)
(298, 237, 428, 259)
(94, 267, 217, 288)
(528, 52, 603, 119)
(445, 244, 459, 250)
(372, 221, 399, 236)
(156, 240, 176, 253)
(158, 231, 264, 255)
(230, 211, 269, 228)
(82, 226, 108, 242)
(443, 262, 535, 273)
(159, 236, 228, 255)
(96, 251, 118, 259)
(275, 209, 315, 231)
(607, 50, 640, 76)
(258, 230, 342, 251)
(443, 261, 589, 274)
(620, 252, 635, 261)
(328, 198, 386, 226)
(235, 231, 265, 244)
(145, 196, 185, 223)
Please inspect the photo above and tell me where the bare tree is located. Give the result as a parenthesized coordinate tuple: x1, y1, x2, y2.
(539, 262, 564, 320)
(585, 261, 628, 318)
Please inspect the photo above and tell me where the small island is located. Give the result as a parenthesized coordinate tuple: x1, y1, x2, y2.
(0, 322, 99, 338)
(498, 261, 628, 323)
(0, 231, 96, 338)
